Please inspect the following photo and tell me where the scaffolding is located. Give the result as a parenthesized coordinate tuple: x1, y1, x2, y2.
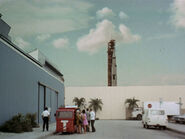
(107, 40, 117, 86)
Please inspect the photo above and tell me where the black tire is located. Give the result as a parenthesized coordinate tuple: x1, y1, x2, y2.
(146, 124, 150, 129)
(137, 114, 142, 120)
(159, 126, 163, 130)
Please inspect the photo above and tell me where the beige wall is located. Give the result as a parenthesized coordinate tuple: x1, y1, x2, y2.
(65, 86, 185, 119)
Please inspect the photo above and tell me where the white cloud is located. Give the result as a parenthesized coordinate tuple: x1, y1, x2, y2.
(53, 38, 69, 49)
(15, 37, 30, 50)
(119, 11, 128, 20)
(77, 20, 141, 54)
(36, 34, 50, 41)
(0, 0, 93, 36)
(96, 7, 115, 19)
(118, 24, 140, 43)
(171, 0, 185, 29)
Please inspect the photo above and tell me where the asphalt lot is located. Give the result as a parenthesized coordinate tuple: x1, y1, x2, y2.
(1, 120, 185, 139)
(44, 120, 185, 139)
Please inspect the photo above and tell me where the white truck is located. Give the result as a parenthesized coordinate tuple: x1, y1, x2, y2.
(143, 101, 180, 116)
(131, 101, 180, 120)
(131, 107, 143, 120)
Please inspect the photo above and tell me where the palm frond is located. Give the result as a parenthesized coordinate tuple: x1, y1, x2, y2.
(125, 97, 140, 110)
(72, 97, 86, 108)
(89, 98, 103, 113)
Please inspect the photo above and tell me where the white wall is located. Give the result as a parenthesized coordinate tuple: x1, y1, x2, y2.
(65, 86, 185, 119)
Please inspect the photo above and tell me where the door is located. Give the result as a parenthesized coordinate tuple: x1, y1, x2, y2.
(38, 85, 45, 123)
(38, 83, 59, 123)
(50, 91, 58, 122)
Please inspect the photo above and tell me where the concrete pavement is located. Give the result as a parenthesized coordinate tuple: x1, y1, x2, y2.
(0, 120, 185, 139)
(45, 120, 185, 139)
(0, 123, 56, 139)
(167, 122, 185, 135)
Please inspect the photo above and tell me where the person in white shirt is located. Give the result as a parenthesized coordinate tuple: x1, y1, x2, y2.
(42, 107, 50, 131)
(90, 109, 96, 132)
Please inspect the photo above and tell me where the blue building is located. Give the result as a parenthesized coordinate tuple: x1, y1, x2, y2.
(0, 16, 65, 125)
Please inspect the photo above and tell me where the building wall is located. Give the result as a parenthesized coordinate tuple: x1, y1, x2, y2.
(65, 86, 185, 119)
(0, 39, 64, 125)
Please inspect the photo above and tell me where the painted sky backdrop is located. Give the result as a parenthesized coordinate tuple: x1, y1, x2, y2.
(1, 0, 185, 86)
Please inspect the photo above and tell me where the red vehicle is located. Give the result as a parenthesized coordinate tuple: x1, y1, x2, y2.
(55, 107, 77, 133)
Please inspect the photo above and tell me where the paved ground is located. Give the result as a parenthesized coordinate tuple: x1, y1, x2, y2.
(44, 120, 185, 139)
(0, 120, 185, 139)
(0, 123, 55, 139)
(168, 122, 185, 134)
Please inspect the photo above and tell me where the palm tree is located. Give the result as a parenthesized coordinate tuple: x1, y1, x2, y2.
(125, 97, 140, 111)
(72, 97, 86, 108)
(89, 98, 103, 114)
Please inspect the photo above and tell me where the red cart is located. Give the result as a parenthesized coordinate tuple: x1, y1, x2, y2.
(55, 107, 77, 133)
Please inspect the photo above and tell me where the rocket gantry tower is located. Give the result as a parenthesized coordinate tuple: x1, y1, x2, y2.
(107, 40, 117, 86)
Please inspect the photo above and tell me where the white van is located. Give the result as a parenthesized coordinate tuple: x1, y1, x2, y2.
(142, 109, 168, 129)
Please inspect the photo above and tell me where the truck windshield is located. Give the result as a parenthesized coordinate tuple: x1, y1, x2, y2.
(57, 111, 73, 118)
(150, 110, 165, 115)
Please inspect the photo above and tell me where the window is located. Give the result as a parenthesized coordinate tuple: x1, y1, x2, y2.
(57, 111, 73, 119)
(150, 110, 165, 115)
(113, 75, 116, 80)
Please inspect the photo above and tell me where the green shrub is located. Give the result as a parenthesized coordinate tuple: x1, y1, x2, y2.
(0, 113, 37, 133)
(25, 113, 38, 128)
(21, 115, 32, 132)
(0, 114, 24, 133)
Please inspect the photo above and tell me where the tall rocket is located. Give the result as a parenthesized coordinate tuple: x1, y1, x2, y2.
(107, 40, 117, 86)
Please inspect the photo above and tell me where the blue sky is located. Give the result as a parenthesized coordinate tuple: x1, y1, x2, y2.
(1, 0, 185, 86)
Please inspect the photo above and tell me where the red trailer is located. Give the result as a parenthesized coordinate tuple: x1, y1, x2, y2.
(55, 107, 77, 133)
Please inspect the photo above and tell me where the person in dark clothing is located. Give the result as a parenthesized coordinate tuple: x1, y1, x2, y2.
(42, 107, 50, 131)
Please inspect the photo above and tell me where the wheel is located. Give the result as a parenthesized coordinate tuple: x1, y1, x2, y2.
(159, 126, 163, 130)
(137, 114, 142, 120)
(146, 124, 150, 129)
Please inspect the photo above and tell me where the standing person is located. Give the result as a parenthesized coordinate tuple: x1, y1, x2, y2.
(42, 107, 50, 131)
(90, 109, 96, 132)
(82, 109, 88, 133)
(86, 108, 90, 132)
(75, 110, 82, 134)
